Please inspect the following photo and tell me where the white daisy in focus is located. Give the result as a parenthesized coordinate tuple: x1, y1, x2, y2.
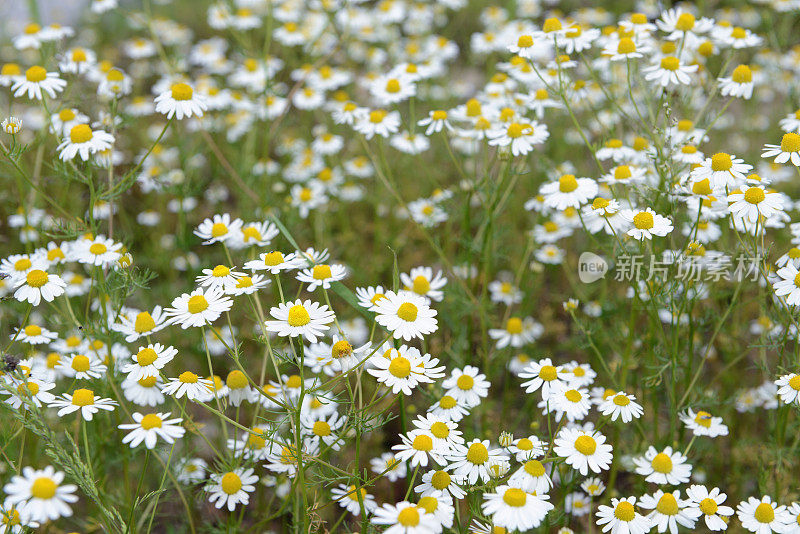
(154, 83, 207, 119)
(57, 124, 114, 161)
(206, 468, 259, 511)
(264, 299, 336, 343)
(118, 412, 185, 449)
(372, 290, 438, 341)
(2, 466, 78, 524)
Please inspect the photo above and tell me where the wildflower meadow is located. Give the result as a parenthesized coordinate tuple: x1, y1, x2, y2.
(1, 0, 800, 532)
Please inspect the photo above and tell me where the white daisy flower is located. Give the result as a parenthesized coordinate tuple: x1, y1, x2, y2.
(736, 496, 791, 534)
(121, 343, 177, 381)
(640, 489, 700, 534)
(368, 345, 445, 395)
(331, 484, 377, 516)
(762, 133, 800, 167)
(295, 263, 348, 291)
(193, 213, 243, 245)
(481, 485, 554, 532)
(11, 66, 66, 100)
(154, 83, 207, 119)
(47, 388, 117, 420)
(371, 500, 440, 532)
(57, 124, 114, 161)
(540, 174, 598, 210)
(2, 466, 77, 524)
(685, 485, 735, 531)
(12, 269, 65, 306)
(161, 372, 214, 401)
(243, 250, 303, 274)
(165, 286, 233, 329)
(596, 497, 651, 534)
(633, 446, 692, 485)
(442, 366, 489, 407)
(264, 299, 336, 343)
(446, 439, 507, 485)
(680, 408, 729, 437)
(206, 468, 259, 511)
(372, 290, 438, 341)
(553, 427, 613, 475)
(598, 391, 645, 422)
(118, 412, 185, 449)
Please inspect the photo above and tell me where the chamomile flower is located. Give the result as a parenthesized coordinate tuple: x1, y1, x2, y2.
(296, 263, 347, 290)
(331, 484, 378, 516)
(507, 459, 553, 494)
(371, 500, 440, 533)
(415, 469, 465, 499)
(446, 439, 507, 485)
(775, 373, 800, 405)
(640, 490, 700, 534)
(736, 496, 791, 534)
(154, 83, 206, 120)
(482, 486, 554, 531)
(487, 121, 549, 156)
(553, 427, 613, 475)
(12, 269, 65, 306)
(48, 388, 117, 420)
(623, 208, 674, 240)
(598, 391, 645, 422)
(57, 353, 106, 380)
(121, 376, 165, 407)
(70, 236, 122, 267)
(194, 213, 243, 245)
(596, 497, 651, 534)
(772, 263, 800, 306)
(121, 344, 177, 381)
(206, 468, 259, 511)
(165, 287, 233, 328)
(354, 109, 401, 139)
(244, 250, 302, 274)
(643, 56, 698, 87)
(196, 264, 244, 291)
(442, 366, 489, 407)
(762, 133, 800, 167)
(727, 186, 783, 223)
(12, 66, 66, 100)
(400, 266, 447, 302)
(368, 345, 445, 395)
(690, 152, 752, 190)
(161, 372, 214, 401)
(371, 453, 407, 482)
(546, 384, 592, 422)
(680, 408, 729, 437)
(540, 174, 599, 210)
(57, 124, 114, 161)
(418, 110, 453, 135)
(2, 378, 56, 410)
(303, 412, 346, 452)
(488, 316, 542, 348)
(113, 306, 169, 342)
(372, 290, 438, 341)
(519, 358, 567, 397)
(392, 430, 444, 468)
(633, 446, 692, 485)
(118, 412, 185, 449)
(686, 485, 735, 531)
(719, 64, 755, 99)
(265, 299, 336, 343)
(2, 466, 77, 524)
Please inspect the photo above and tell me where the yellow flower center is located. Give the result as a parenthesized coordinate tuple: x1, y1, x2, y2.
(651, 452, 673, 473)
(135, 312, 156, 333)
(524, 459, 545, 476)
(71, 355, 91, 372)
(226, 370, 248, 389)
(179, 371, 198, 383)
(30, 477, 57, 499)
(431, 470, 451, 489)
(660, 56, 680, 71)
(25, 66, 47, 83)
(539, 365, 558, 381)
(457, 374, 474, 390)
(397, 507, 420, 527)
(70, 124, 93, 144)
(699, 498, 718, 515)
(18, 381, 40, 396)
(210, 223, 228, 237)
(439, 395, 456, 409)
(220, 472, 242, 495)
(369, 109, 387, 123)
(388, 356, 411, 378)
(781, 132, 800, 152)
(657, 493, 679, 515)
(24, 324, 42, 336)
(788, 375, 800, 390)
(412, 434, 433, 451)
(754, 503, 775, 524)
(59, 109, 76, 121)
(397, 302, 418, 322)
(410, 276, 431, 295)
(331, 340, 352, 359)
(287, 305, 311, 327)
(613, 394, 630, 406)
(1, 63, 21, 76)
(431, 110, 447, 121)
(466, 442, 489, 464)
(313, 421, 332, 436)
(503, 488, 527, 507)
(417, 496, 438, 514)
(614, 166, 632, 180)
(517, 35, 533, 48)
(171, 83, 193, 101)
(543, 17, 562, 32)
(246, 429, 266, 449)
(633, 211, 654, 230)
(559, 174, 578, 193)
(385, 79, 401, 93)
(89, 243, 107, 255)
(565, 389, 582, 402)
(617, 38, 636, 54)
(136, 348, 158, 366)
(574, 435, 597, 455)
(675, 12, 696, 31)
(731, 65, 752, 84)
(212, 265, 230, 277)
(263, 251, 285, 266)
(312, 264, 332, 280)
(711, 152, 733, 171)
(430, 422, 450, 438)
(140, 413, 163, 429)
(506, 317, 523, 334)
(25, 269, 48, 288)
(187, 295, 209, 314)
(71, 388, 95, 406)
(286, 375, 302, 388)
(606, 139, 623, 148)
(615, 501, 636, 521)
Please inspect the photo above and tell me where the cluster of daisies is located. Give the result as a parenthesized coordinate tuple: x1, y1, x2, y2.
(2, 0, 800, 531)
